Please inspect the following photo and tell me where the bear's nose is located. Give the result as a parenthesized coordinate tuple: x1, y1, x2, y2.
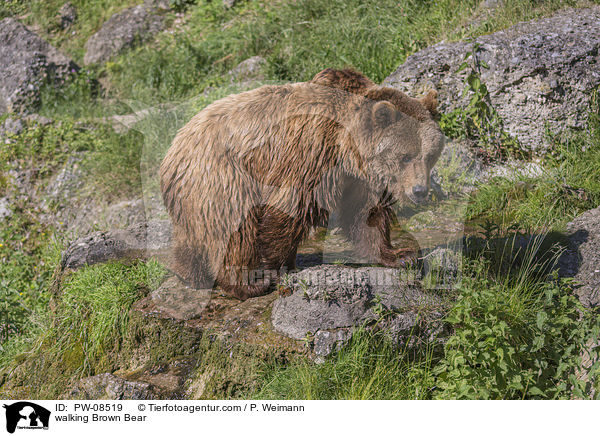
(412, 184, 428, 198)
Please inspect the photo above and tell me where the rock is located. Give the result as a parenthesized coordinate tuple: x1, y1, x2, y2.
(6, 168, 34, 194)
(48, 195, 148, 237)
(384, 6, 600, 153)
(84, 4, 165, 65)
(120, 358, 196, 399)
(58, 2, 77, 29)
(44, 155, 84, 204)
(60, 220, 172, 270)
(558, 206, 600, 308)
(102, 198, 147, 229)
(313, 329, 352, 357)
(132, 283, 299, 352)
(0, 197, 11, 221)
(228, 56, 267, 83)
(23, 114, 53, 126)
(42, 156, 147, 236)
(0, 18, 78, 115)
(272, 265, 447, 355)
(431, 139, 547, 197)
(151, 276, 211, 321)
(95, 102, 175, 133)
(70, 373, 157, 400)
(485, 160, 544, 180)
(0, 118, 24, 137)
(223, 0, 237, 8)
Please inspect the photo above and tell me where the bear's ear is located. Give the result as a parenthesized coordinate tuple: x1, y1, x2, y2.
(372, 101, 396, 128)
(311, 68, 375, 95)
(420, 90, 438, 115)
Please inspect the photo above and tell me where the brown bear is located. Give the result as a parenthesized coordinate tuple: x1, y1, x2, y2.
(160, 68, 445, 300)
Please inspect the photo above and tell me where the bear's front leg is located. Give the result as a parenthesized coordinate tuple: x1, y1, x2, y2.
(371, 206, 421, 268)
(342, 204, 420, 268)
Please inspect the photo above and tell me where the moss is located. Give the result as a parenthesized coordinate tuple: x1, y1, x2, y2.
(184, 334, 296, 400)
(121, 308, 205, 369)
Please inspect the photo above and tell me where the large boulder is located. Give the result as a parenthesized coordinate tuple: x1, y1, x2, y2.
(272, 265, 448, 356)
(0, 18, 78, 115)
(559, 206, 600, 309)
(84, 4, 165, 65)
(384, 6, 600, 153)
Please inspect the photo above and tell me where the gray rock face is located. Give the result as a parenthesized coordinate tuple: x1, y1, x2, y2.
(84, 4, 165, 65)
(272, 265, 446, 356)
(70, 373, 157, 400)
(0, 18, 78, 115)
(384, 7, 600, 153)
(559, 207, 600, 308)
(61, 220, 172, 270)
(431, 139, 548, 197)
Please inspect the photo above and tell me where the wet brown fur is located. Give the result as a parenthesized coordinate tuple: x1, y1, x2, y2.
(160, 69, 444, 300)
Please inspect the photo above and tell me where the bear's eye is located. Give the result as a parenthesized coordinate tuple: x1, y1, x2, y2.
(401, 155, 412, 163)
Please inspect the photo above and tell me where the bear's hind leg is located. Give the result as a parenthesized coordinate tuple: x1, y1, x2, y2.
(170, 239, 214, 289)
(216, 208, 272, 301)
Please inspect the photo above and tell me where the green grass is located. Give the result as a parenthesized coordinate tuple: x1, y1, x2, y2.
(464, 103, 600, 229)
(1, 118, 144, 202)
(0, 260, 167, 397)
(92, 0, 479, 104)
(47, 260, 166, 374)
(0, 209, 58, 347)
(255, 328, 435, 400)
(433, 262, 599, 399)
(106, 0, 569, 104)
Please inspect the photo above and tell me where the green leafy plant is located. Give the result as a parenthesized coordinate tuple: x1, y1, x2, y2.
(440, 43, 524, 160)
(432, 267, 600, 399)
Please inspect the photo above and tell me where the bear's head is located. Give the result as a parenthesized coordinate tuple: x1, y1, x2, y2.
(311, 69, 445, 208)
(358, 87, 444, 208)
